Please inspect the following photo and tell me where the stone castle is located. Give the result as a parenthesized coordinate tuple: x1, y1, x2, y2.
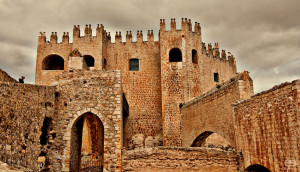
(0, 18, 299, 172)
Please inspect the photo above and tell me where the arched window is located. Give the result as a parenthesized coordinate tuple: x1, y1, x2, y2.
(192, 49, 198, 64)
(42, 55, 64, 70)
(169, 48, 182, 62)
(83, 55, 95, 67)
(129, 58, 139, 71)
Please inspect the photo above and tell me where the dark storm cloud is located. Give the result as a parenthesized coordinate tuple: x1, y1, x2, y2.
(0, 0, 299, 93)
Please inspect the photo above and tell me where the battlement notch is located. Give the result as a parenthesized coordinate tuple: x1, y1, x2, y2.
(126, 31, 132, 43)
(147, 30, 154, 42)
(96, 24, 104, 37)
(115, 31, 122, 43)
(213, 43, 220, 58)
(50, 32, 57, 44)
(160, 19, 165, 32)
(62, 32, 69, 43)
(85, 24, 92, 37)
(194, 22, 201, 34)
(137, 30, 143, 42)
(73, 25, 80, 37)
(38, 32, 46, 43)
(171, 18, 176, 31)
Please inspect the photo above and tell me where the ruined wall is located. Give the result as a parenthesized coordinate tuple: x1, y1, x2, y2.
(104, 32, 162, 149)
(0, 69, 17, 83)
(233, 80, 300, 172)
(0, 82, 55, 169)
(122, 147, 241, 172)
(47, 70, 123, 172)
(181, 71, 253, 148)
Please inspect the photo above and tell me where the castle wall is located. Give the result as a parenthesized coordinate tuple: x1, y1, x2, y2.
(181, 71, 253, 148)
(104, 36, 162, 149)
(0, 82, 55, 169)
(233, 80, 300, 172)
(122, 147, 241, 171)
(0, 68, 17, 83)
(47, 70, 123, 172)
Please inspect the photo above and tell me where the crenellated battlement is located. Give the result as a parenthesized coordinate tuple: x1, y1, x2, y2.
(201, 42, 236, 65)
(159, 18, 201, 34)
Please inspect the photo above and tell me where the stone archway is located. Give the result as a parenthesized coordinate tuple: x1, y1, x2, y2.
(191, 131, 233, 150)
(69, 111, 104, 172)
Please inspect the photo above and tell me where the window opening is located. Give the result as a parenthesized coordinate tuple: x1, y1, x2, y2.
(169, 48, 182, 62)
(129, 59, 139, 71)
(42, 55, 64, 70)
(192, 49, 198, 64)
(214, 73, 219, 82)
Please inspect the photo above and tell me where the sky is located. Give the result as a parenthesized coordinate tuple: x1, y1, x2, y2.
(0, 0, 299, 93)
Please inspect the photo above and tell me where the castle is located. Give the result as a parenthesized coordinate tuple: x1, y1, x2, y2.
(0, 18, 299, 172)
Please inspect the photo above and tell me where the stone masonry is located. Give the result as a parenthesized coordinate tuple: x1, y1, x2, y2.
(0, 18, 299, 171)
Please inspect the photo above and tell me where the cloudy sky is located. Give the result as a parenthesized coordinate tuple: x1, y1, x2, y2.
(0, 0, 299, 93)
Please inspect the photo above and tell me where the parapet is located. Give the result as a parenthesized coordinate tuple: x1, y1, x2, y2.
(202, 42, 236, 65)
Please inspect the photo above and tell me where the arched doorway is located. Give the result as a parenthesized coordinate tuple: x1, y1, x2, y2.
(191, 131, 233, 151)
(245, 164, 271, 172)
(70, 112, 104, 171)
(42, 55, 64, 70)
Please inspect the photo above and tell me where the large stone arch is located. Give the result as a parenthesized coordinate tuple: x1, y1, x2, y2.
(245, 164, 271, 172)
(62, 108, 112, 172)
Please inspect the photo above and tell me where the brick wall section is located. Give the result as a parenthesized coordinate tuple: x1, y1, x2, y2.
(0, 82, 55, 169)
(0, 69, 17, 83)
(181, 71, 253, 148)
(233, 80, 300, 172)
(122, 147, 241, 171)
(47, 70, 123, 172)
(104, 37, 162, 149)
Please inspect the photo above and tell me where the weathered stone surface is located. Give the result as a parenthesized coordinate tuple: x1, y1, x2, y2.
(233, 80, 300, 172)
(122, 147, 240, 171)
(0, 69, 17, 83)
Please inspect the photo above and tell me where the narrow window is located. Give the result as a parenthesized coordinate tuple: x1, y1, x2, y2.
(192, 49, 198, 64)
(103, 58, 107, 70)
(83, 55, 95, 67)
(169, 48, 182, 62)
(214, 73, 219, 82)
(129, 59, 139, 71)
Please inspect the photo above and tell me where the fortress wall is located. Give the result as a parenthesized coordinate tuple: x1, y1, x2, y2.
(181, 71, 253, 148)
(122, 147, 240, 172)
(233, 80, 300, 172)
(104, 40, 163, 149)
(0, 82, 55, 169)
(0, 69, 17, 83)
(47, 70, 123, 171)
(200, 51, 237, 94)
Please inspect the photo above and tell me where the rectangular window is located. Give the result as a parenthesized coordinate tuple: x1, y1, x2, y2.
(214, 73, 219, 82)
(129, 59, 139, 71)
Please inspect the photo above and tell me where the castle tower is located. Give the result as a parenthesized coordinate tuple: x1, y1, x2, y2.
(159, 18, 202, 146)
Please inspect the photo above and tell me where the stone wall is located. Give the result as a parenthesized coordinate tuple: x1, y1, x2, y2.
(0, 82, 55, 170)
(46, 70, 123, 172)
(181, 71, 253, 148)
(0, 69, 17, 83)
(233, 80, 300, 172)
(122, 147, 241, 172)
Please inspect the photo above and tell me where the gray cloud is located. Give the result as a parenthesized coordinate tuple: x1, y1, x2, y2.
(0, 0, 299, 93)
